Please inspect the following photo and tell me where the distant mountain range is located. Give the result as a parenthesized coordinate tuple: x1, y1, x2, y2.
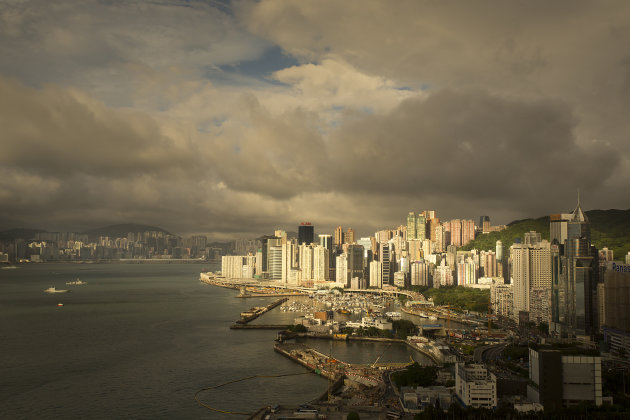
(82, 224, 172, 240)
(461, 209, 630, 258)
(0, 223, 172, 242)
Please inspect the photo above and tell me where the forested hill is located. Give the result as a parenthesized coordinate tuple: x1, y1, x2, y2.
(461, 209, 630, 258)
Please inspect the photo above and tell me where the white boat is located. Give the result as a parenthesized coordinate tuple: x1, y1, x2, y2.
(44, 286, 69, 294)
(66, 278, 87, 285)
(386, 311, 402, 320)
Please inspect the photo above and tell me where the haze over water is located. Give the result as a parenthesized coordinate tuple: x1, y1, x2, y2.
(1, 264, 431, 418)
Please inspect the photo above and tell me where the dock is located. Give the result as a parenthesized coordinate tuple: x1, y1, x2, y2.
(236, 297, 288, 324)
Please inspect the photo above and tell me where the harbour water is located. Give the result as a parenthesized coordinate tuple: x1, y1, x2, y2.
(1, 264, 433, 419)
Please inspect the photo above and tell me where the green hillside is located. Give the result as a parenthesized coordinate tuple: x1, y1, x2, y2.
(461, 209, 630, 259)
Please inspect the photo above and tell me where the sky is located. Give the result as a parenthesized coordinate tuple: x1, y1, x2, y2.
(1, 0, 629, 240)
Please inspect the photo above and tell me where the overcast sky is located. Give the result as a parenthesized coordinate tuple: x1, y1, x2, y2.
(1, 0, 629, 239)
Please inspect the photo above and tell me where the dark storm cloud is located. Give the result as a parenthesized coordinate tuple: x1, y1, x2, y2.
(0, 75, 197, 178)
(327, 90, 619, 208)
(1, 0, 629, 239)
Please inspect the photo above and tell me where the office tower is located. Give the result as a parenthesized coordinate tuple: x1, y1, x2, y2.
(336, 253, 348, 285)
(333, 226, 343, 247)
(422, 239, 432, 259)
(416, 214, 427, 241)
(380, 242, 393, 285)
(511, 238, 551, 321)
(344, 228, 355, 244)
(347, 244, 364, 282)
(550, 213, 572, 245)
(298, 222, 314, 245)
(319, 234, 332, 249)
(407, 212, 417, 240)
(369, 260, 383, 288)
(551, 197, 599, 337)
(268, 245, 283, 281)
(461, 220, 476, 246)
(528, 347, 603, 410)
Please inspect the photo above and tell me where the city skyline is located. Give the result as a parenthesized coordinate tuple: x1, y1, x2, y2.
(2, 1, 630, 240)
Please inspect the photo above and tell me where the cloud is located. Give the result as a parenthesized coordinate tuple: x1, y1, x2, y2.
(1, 0, 629, 239)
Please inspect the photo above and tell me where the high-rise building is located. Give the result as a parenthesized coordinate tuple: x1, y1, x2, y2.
(461, 220, 476, 246)
(268, 245, 283, 281)
(491, 283, 513, 319)
(457, 258, 478, 286)
(336, 253, 348, 285)
(346, 244, 364, 283)
(482, 251, 497, 278)
(416, 215, 427, 241)
(429, 217, 440, 242)
(511, 238, 551, 321)
(344, 228, 355, 244)
(411, 261, 430, 287)
(312, 245, 330, 282)
(298, 222, 314, 245)
(550, 213, 572, 246)
(319, 234, 332, 249)
(406, 212, 417, 240)
(408, 239, 423, 261)
(281, 242, 295, 284)
(480, 215, 491, 233)
(369, 260, 383, 288)
(450, 219, 462, 246)
(333, 226, 343, 247)
(380, 242, 393, 285)
(551, 198, 599, 337)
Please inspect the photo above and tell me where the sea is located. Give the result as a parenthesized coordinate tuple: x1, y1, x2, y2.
(0, 263, 434, 419)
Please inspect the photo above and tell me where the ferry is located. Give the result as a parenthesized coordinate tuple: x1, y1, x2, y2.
(44, 286, 69, 294)
(66, 278, 87, 285)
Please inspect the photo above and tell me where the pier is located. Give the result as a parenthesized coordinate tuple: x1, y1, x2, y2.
(235, 297, 288, 324)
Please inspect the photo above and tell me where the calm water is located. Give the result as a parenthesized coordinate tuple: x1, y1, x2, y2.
(0, 264, 431, 419)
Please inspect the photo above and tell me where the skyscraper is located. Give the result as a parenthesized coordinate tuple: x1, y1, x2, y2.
(406, 212, 417, 240)
(333, 226, 343, 247)
(344, 228, 355, 244)
(551, 197, 599, 337)
(510, 238, 551, 322)
(298, 222, 314, 245)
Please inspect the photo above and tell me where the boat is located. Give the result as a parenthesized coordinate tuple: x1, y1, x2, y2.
(44, 286, 69, 294)
(57, 303, 64, 307)
(385, 311, 402, 320)
(66, 278, 87, 285)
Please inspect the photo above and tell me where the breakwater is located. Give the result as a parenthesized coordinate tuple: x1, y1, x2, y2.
(236, 297, 288, 324)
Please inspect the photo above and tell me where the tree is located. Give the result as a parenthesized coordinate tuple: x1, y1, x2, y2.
(347, 412, 360, 420)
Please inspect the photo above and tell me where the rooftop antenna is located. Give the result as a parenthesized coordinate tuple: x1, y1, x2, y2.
(577, 188, 580, 207)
